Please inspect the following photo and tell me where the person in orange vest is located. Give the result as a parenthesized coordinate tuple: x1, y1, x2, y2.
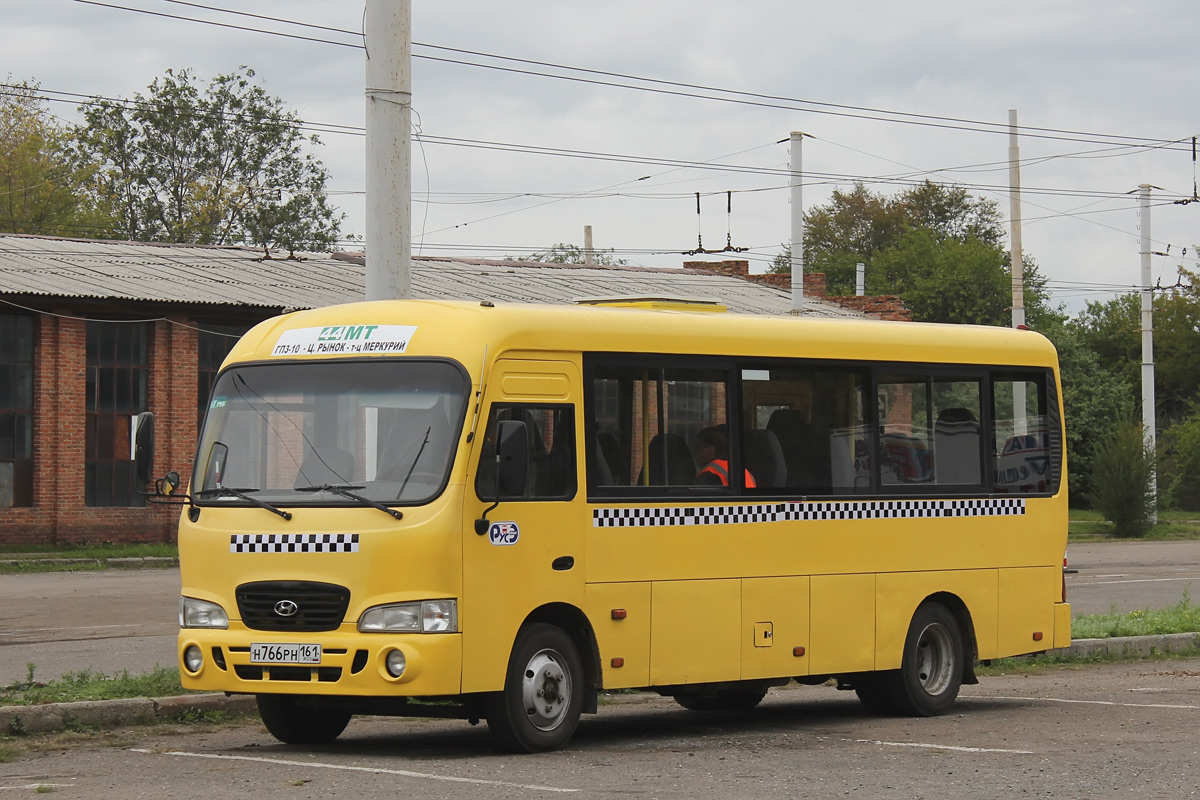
(693, 426, 756, 488)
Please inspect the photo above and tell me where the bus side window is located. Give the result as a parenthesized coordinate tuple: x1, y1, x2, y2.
(475, 404, 576, 500)
(992, 374, 1050, 495)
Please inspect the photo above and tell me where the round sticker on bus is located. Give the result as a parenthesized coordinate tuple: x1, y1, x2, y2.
(488, 522, 520, 546)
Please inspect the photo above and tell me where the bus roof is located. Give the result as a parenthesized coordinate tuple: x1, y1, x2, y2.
(224, 299, 1060, 374)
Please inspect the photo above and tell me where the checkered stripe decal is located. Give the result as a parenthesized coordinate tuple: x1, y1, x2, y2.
(593, 498, 1024, 528)
(230, 533, 360, 553)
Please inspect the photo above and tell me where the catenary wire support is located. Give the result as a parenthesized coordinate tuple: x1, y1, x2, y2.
(682, 191, 748, 255)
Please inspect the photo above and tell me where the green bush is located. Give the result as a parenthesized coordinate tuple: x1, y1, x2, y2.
(1088, 418, 1156, 536)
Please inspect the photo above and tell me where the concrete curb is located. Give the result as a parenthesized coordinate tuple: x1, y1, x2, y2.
(1045, 632, 1200, 659)
(0, 556, 178, 569)
(0, 693, 256, 735)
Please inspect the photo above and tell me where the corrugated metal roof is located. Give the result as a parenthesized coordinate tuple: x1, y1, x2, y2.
(0, 233, 860, 317)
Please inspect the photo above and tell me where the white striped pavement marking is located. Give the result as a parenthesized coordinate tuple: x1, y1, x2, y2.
(853, 739, 1034, 754)
(969, 695, 1200, 711)
(129, 749, 579, 793)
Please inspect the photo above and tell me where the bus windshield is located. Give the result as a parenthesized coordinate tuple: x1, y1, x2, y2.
(194, 359, 469, 507)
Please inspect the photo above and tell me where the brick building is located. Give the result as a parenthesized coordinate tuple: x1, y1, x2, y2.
(0, 234, 897, 546)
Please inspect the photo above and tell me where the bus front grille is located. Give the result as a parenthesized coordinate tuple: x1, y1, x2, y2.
(235, 665, 343, 682)
(235, 581, 351, 631)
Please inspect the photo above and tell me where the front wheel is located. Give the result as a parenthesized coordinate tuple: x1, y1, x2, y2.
(256, 694, 352, 744)
(485, 623, 584, 753)
(890, 602, 964, 716)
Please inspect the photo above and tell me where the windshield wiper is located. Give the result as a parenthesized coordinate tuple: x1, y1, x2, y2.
(396, 427, 432, 499)
(295, 484, 404, 520)
(195, 486, 292, 520)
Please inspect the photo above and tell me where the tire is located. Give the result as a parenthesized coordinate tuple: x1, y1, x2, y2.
(256, 694, 352, 744)
(890, 602, 964, 717)
(485, 623, 584, 753)
(674, 687, 767, 712)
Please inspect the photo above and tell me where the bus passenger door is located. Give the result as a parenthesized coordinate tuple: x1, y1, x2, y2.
(460, 360, 587, 694)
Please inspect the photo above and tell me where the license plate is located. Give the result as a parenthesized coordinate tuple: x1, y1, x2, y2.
(250, 643, 322, 664)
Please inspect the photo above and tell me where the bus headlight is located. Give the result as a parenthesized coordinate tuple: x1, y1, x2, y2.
(358, 600, 457, 633)
(179, 596, 229, 629)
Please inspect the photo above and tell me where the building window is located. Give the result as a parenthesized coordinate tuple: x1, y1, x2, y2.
(0, 314, 34, 507)
(198, 324, 249, 420)
(85, 321, 149, 507)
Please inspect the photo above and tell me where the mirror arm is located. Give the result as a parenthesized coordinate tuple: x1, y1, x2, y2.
(474, 452, 502, 535)
(474, 499, 500, 535)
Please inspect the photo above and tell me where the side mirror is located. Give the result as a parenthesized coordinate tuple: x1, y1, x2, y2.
(134, 412, 155, 484)
(159, 470, 181, 496)
(496, 419, 529, 497)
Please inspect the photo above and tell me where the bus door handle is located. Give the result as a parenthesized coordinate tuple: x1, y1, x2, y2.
(552, 556, 575, 571)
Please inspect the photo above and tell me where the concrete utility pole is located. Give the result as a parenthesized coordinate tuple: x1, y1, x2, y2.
(1008, 109, 1025, 329)
(1008, 110, 1027, 432)
(364, 0, 412, 300)
(789, 131, 805, 313)
(1139, 183, 1158, 522)
(584, 225, 595, 266)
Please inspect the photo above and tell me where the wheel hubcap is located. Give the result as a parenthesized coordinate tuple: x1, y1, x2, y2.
(915, 623, 955, 695)
(521, 649, 571, 731)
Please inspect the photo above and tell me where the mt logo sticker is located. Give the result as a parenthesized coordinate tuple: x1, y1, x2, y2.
(488, 522, 520, 546)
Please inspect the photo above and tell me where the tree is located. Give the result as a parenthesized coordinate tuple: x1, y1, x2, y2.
(1088, 418, 1157, 536)
(771, 181, 1057, 327)
(1041, 323, 1135, 505)
(0, 78, 92, 236)
(869, 230, 1010, 324)
(72, 67, 342, 253)
(1068, 271, 1200, 429)
(511, 242, 629, 266)
(775, 180, 1008, 295)
(1162, 402, 1200, 510)
(898, 181, 1004, 248)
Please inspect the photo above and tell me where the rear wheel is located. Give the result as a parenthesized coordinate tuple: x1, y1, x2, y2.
(890, 602, 964, 716)
(674, 687, 767, 712)
(485, 623, 584, 752)
(256, 694, 352, 744)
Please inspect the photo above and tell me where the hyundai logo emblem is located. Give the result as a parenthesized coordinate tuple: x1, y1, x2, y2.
(274, 599, 300, 617)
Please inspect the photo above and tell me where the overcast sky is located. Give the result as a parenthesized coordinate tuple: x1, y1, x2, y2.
(4, 0, 1200, 316)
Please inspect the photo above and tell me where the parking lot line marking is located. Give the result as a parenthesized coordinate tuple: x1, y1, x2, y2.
(1075, 577, 1200, 586)
(853, 739, 1033, 754)
(968, 695, 1200, 711)
(129, 749, 578, 793)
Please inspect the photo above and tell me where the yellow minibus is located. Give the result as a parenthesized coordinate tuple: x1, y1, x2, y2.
(140, 298, 1070, 752)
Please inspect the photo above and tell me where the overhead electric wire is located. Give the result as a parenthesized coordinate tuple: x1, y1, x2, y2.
(35, 2, 1200, 281)
(73, 0, 1197, 153)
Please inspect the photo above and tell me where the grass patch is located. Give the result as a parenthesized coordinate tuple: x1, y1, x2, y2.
(1070, 591, 1200, 639)
(1068, 514, 1200, 541)
(0, 543, 177, 558)
(0, 543, 177, 574)
(979, 645, 1200, 675)
(0, 561, 107, 575)
(0, 744, 18, 762)
(0, 666, 187, 707)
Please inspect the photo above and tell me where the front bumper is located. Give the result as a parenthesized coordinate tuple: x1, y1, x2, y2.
(178, 628, 463, 697)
